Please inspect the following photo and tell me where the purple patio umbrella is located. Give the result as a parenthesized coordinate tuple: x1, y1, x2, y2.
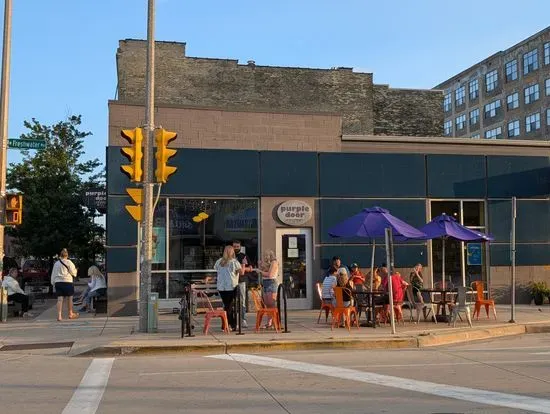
(419, 214, 493, 289)
(328, 206, 426, 293)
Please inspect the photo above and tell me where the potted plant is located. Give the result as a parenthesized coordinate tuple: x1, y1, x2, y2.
(529, 281, 548, 306)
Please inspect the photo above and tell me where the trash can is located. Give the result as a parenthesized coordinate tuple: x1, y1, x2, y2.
(147, 292, 159, 333)
(0, 287, 7, 323)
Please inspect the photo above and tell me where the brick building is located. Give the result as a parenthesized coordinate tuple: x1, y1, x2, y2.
(107, 40, 550, 316)
(435, 26, 550, 140)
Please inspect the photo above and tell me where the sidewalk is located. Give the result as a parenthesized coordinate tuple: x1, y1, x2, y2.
(1, 300, 550, 357)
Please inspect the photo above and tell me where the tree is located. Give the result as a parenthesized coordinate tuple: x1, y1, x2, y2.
(6, 115, 104, 266)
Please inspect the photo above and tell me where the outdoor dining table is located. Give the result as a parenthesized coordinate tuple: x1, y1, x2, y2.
(352, 289, 386, 328)
(420, 288, 457, 322)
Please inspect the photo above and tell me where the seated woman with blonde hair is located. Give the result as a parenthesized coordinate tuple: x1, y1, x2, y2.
(336, 268, 354, 307)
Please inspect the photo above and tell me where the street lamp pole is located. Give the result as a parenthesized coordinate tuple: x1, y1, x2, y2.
(0, 0, 12, 268)
(139, 0, 155, 333)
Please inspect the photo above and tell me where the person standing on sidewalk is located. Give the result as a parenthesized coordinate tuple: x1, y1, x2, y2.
(232, 240, 253, 328)
(257, 250, 279, 329)
(215, 245, 246, 331)
(2, 268, 32, 317)
(51, 248, 79, 321)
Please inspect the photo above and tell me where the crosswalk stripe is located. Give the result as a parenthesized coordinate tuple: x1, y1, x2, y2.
(208, 353, 550, 413)
(62, 358, 114, 414)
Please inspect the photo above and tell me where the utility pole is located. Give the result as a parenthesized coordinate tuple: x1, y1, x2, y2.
(139, 0, 155, 333)
(0, 0, 12, 269)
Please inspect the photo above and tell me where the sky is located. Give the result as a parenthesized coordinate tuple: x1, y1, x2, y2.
(2, 0, 550, 167)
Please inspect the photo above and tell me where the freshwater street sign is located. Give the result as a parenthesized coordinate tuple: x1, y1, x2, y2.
(8, 139, 46, 150)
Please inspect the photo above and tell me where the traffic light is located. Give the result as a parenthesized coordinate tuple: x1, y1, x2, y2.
(120, 128, 143, 182)
(5, 194, 22, 225)
(154, 128, 177, 183)
(125, 188, 142, 222)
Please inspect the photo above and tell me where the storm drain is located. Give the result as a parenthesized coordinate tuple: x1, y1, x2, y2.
(0, 341, 74, 351)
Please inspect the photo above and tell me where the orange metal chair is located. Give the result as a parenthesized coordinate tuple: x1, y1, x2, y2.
(316, 282, 333, 323)
(331, 287, 359, 332)
(194, 290, 229, 335)
(471, 281, 497, 320)
(250, 288, 281, 333)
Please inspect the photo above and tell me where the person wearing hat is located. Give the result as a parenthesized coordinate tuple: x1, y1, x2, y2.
(349, 263, 365, 285)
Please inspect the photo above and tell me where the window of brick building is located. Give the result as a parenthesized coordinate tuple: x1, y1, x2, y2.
(444, 93, 452, 112)
(546, 79, 550, 96)
(485, 70, 498, 92)
(484, 99, 501, 118)
(547, 109, 550, 126)
(444, 120, 452, 136)
(523, 49, 539, 74)
(524, 84, 540, 104)
(469, 79, 479, 100)
(505, 59, 518, 82)
(455, 114, 466, 131)
(525, 112, 541, 133)
(508, 120, 520, 138)
(485, 126, 502, 139)
(506, 92, 519, 110)
(545, 42, 550, 65)
(455, 86, 465, 106)
(469, 108, 479, 125)
(471, 133, 480, 139)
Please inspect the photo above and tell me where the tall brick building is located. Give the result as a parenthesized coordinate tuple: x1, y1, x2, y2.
(107, 40, 550, 316)
(435, 26, 550, 140)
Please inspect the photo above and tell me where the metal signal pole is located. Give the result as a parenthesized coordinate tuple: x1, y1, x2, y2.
(0, 0, 12, 269)
(139, 0, 155, 333)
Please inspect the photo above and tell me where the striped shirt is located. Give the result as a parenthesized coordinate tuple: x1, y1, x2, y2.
(322, 275, 337, 299)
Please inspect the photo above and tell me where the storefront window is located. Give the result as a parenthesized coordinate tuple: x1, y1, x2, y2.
(152, 199, 167, 271)
(169, 198, 259, 271)
(151, 274, 167, 299)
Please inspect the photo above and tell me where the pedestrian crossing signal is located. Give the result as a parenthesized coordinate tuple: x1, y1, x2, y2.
(5, 194, 22, 225)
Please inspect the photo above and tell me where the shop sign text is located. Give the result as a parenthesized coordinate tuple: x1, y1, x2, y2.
(277, 200, 312, 226)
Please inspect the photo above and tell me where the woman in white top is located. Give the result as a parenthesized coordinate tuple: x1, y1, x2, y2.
(257, 250, 279, 328)
(79, 265, 107, 312)
(214, 245, 247, 331)
(50, 248, 78, 321)
(2, 268, 32, 317)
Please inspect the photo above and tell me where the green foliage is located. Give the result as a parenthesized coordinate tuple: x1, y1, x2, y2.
(529, 281, 550, 296)
(6, 115, 104, 261)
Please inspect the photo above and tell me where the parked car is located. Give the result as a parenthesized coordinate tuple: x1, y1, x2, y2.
(21, 259, 51, 287)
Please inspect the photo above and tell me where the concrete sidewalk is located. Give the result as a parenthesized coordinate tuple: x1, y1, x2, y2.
(1, 300, 550, 356)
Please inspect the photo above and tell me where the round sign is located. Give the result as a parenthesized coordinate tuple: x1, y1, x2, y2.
(277, 200, 312, 226)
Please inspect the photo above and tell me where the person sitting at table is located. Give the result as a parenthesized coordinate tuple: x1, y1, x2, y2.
(349, 263, 365, 285)
(366, 267, 382, 291)
(321, 266, 338, 307)
(336, 268, 354, 307)
(409, 263, 424, 302)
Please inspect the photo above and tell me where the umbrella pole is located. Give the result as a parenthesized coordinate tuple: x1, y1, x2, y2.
(385, 228, 396, 335)
(370, 239, 375, 293)
(442, 237, 446, 290)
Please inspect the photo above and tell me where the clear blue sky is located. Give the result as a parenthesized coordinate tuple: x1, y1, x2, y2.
(3, 0, 550, 167)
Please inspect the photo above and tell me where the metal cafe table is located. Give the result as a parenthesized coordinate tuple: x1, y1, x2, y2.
(353, 289, 385, 328)
(420, 288, 457, 322)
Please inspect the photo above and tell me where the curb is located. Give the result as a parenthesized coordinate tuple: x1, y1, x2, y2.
(72, 323, 550, 357)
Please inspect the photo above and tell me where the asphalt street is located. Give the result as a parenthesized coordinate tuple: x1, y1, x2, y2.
(1, 334, 550, 413)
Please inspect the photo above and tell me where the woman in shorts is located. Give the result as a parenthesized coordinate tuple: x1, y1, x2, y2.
(50, 248, 78, 321)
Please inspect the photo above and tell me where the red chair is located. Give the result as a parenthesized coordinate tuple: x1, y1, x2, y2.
(331, 287, 359, 332)
(194, 290, 229, 335)
(250, 288, 280, 333)
(471, 281, 497, 320)
(316, 282, 333, 323)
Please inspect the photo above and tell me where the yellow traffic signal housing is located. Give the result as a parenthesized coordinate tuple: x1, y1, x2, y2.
(120, 128, 144, 182)
(125, 188, 142, 222)
(154, 128, 178, 183)
(5, 194, 22, 225)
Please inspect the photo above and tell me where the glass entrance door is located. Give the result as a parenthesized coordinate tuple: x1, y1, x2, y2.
(430, 200, 487, 288)
(275, 228, 312, 309)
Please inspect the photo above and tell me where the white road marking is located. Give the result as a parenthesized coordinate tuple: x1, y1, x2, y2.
(208, 353, 550, 413)
(139, 358, 550, 376)
(62, 358, 114, 414)
(532, 352, 550, 355)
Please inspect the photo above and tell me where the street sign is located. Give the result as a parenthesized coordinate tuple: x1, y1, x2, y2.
(8, 139, 45, 150)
